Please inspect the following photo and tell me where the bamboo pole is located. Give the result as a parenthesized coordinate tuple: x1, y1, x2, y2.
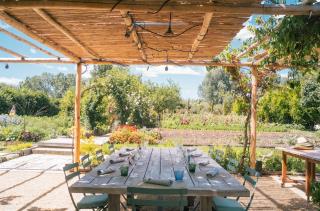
(188, 13, 213, 61)
(74, 63, 82, 163)
(0, 57, 74, 63)
(0, 46, 24, 58)
(250, 67, 258, 168)
(0, 1, 319, 15)
(0, 10, 80, 62)
(0, 27, 60, 58)
(33, 8, 100, 59)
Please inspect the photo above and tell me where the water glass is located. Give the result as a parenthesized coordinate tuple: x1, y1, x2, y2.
(174, 169, 184, 181)
(188, 163, 196, 173)
(120, 165, 129, 176)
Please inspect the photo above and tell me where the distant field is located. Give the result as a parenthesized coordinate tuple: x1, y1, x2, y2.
(161, 113, 306, 132)
(160, 129, 320, 148)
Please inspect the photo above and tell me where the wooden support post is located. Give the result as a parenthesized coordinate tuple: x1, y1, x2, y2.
(250, 67, 258, 168)
(74, 63, 82, 163)
(281, 151, 287, 186)
(306, 161, 312, 201)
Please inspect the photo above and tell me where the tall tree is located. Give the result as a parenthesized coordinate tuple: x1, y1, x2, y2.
(20, 72, 75, 98)
(198, 67, 233, 111)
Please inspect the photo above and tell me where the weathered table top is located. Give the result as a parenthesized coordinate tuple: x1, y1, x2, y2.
(70, 147, 249, 197)
(276, 147, 320, 163)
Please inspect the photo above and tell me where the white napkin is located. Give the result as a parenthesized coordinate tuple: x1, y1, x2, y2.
(206, 168, 219, 177)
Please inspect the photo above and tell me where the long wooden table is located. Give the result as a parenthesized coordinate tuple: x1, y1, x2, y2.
(70, 147, 249, 210)
(277, 147, 320, 201)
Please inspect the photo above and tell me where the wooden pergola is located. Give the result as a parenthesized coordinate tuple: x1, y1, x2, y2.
(0, 0, 319, 168)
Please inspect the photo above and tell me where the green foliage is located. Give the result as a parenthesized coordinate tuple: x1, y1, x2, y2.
(6, 142, 33, 152)
(311, 181, 320, 206)
(258, 87, 300, 124)
(198, 67, 234, 111)
(161, 113, 303, 132)
(296, 78, 320, 129)
(109, 127, 161, 145)
(0, 115, 71, 142)
(232, 97, 249, 115)
(149, 81, 181, 120)
(20, 72, 75, 98)
(0, 85, 59, 116)
(258, 16, 320, 70)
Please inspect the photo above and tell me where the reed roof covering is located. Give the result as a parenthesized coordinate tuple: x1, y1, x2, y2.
(1, 0, 317, 65)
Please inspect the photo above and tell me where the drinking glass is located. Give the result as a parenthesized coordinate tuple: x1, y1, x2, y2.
(174, 168, 184, 181)
(188, 163, 196, 173)
(120, 165, 129, 176)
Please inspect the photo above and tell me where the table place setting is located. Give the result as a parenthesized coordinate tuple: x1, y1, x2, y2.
(119, 151, 130, 157)
(143, 178, 173, 186)
(109, 158, 125, 164)
(97, 167, 116, 176)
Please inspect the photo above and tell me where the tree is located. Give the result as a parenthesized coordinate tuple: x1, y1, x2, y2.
(0, 85, 59, 116)
(149, 81, 181, 124)
(296, 78, 320, 129)
(198, 67, 233, 111)
(20, 72, 75, 98)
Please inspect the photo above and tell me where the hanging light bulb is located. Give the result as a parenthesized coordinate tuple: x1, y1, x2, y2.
(147, 66, 150, 71)
(165, 66, 168, 71)
(164, 13, 174, 36)
(5, 64, 9, 69)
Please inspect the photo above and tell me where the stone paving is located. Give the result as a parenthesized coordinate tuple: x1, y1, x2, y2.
(0, 154, 318, 211)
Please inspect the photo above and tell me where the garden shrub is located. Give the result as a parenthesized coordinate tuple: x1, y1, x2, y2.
(311, 181, 320, 206)
(109, 127, 161, 145)
(6, 142, 33, 152)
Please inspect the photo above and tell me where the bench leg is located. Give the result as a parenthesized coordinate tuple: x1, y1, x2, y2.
(109, 194, 120, 211)
(200, 196, 212, 211)
(281, 152, 287, 187)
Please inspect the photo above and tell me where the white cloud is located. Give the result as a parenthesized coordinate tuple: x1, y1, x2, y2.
(43, 64, 54, 69)
(131, 65, 205, 78)
(235, 27, 254, 41)
(0, 77, 22, 86)
(57, 66, 69, 71)
(0, 22, 10, 29)
(81, 64, 94, 79)
(30, 48, 37, 54)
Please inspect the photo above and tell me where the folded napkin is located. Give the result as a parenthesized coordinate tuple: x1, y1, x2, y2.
(187, 148, 197, 152)
(97, 167, 115, 175)
(206, 168, 219, 178)
(191, 153, 202, 157)
(126, 148, 135, 152)
(143, 178, 173, 186)
(109, 158, 125, 164)
(119, 152, 130, 157)
(199, 160, 210, 166)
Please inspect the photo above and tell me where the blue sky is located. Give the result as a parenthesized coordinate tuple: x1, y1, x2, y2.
(0, 16, 259, 99)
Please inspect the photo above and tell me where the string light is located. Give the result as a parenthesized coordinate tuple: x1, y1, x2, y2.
(165, 66, 168, 71)
(5, 64, 9, 69)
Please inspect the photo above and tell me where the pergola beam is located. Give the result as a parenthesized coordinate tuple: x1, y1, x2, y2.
(120, 10, 147, 62)
(188, 13, 213, 61)
(0, 1, 319, 15)
(0, 27, 60, 58)
(33, 8, 100, 59)
(0, 46, 24, 58)
(0, 10, 80, 62)
(0, 57, 74, 63)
